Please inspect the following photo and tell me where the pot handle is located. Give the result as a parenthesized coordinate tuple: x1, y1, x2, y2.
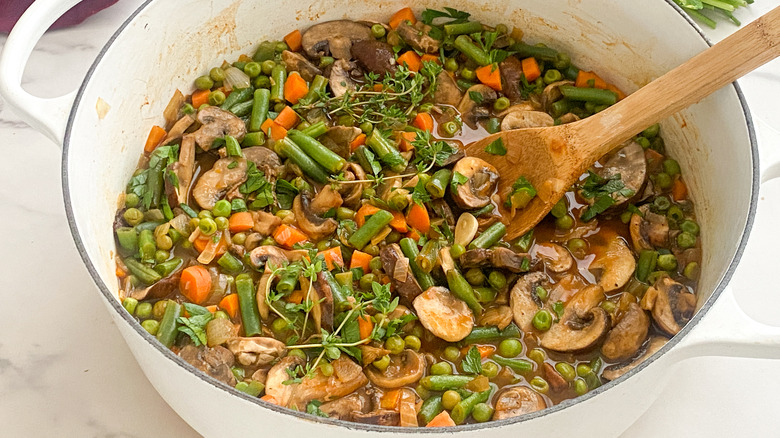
(0, 0, 83, 146)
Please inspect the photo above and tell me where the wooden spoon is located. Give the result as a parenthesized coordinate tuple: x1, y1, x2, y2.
(464, 5, 780, 240)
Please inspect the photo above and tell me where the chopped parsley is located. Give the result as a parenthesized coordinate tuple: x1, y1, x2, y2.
(579, 171, 635, 221)
(505, 176, 537, 209)
(461, 346, 483, 374)
(484, 137, 507, 156)
(275, 179, 299, 210)
(177, 303, 214, 347)
(421, 7, 471, 25)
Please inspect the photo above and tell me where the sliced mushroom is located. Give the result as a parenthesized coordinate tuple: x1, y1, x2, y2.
(359, 344, 391, 366)
(413, 286, 474, 342)
(338, 162, 367, 208)
(478, 305, 514, 330)
(510, 272, 549, 332)
(320, 126, 362, 159)
(601, 302, 650, 361)
(178, 344, 236, 386)
(640, 276, 696, 335)
(353, 410, 400, 426)
(330, 59, 357, 98)
(311, 271, 335, 331)
(543, 362, 569, 393)
(492, 386, 547, 420)
(500, 111, 554, 131)
(589, 238, 636, 292)
(248, 245, 307, 271)
(602, 336, 668, 381)
(225, 337, 287, 367)
(460, 247, 530, 273)
(243, 146, 283, 179)
(319, 392, 371, 420)
(541, 80, 574, 113)
(595, 141, 647, 208)
(365, 350, 425, 388)
(162, 113, 195, 146)
(380, 243, 423, 305)
(288, 356, 369, 409)
(558, 112, 581, 124)
(451, 157, 499, 209)
(458, 85, 497, 129)
(630, 204, 670, 252)
(430, 199, 456, 227)
(535, 242, 574, 273)
(539, 285, 610, 353)
(251, 210, 282, 236)
(302, 20, 372, 59)
(311, 184, 344, 213)
(192, 106, 246, 150)
(499, 56, 525, 102)
(396, 20, 440, 53)
(293, 192, 338, 241)
(265, 355, 306, 406)
(171, 134, 196, 205)
(282, 50, 322, 82)
(351, 39, 397, 77)
(192, 157, 248, 209)
(434, 71, 463, 106)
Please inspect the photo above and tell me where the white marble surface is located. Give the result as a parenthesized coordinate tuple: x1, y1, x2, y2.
(1, 1, 779, 436)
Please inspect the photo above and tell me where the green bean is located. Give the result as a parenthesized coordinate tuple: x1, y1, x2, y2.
(124, 258, 162, 284)
(416, 240, 440, 274)
(461, 323, 521, 344)
(249, 89, 271, 132)
(288, 130, 347, 173)
(134, 222, 164, 233)
(138, 229, 156, 262)
(492, 355, 534, 373)
(154, 257, 182, 277)
(543, 69, 563, 84)
(229, 100, 254, 117)
(551, 99, 571, 118)
(156, 300, 181, 347)
(454, 35, 491, 66)
(418, 395, 444, 425)
(116, 227, 138, 253)
(322, 270, 351, 312)
(353, 145, 380, 176)
(635, 249, 658, 283)
(301, 75, 329, 105)
(473, 287, 497, 303)
(274, 263, 300, 295)
(469, 222, 506, 249)
(218, 252, 244, 274)
(399, 238, 436, 290)
(472, 204, 495, 218)
(563, 65, 580, 81)
(220, 87, 253, 110)
(146, 162, 164, 209)
(270, 65, 286, 103)
(509, 42, 559, 62)
(241, 132, 266, 147)
(300, 121, 328, 138)
(276, 137, 330, 183)
(451, 389, 491, 424)
(420, 375, 474, 391)
(560, 85, 618, 105)
(349, 210, 394, 249)
(444, 21, 483, 36)
(367, 131, 406, 172)
(426, 169, 452, 199)
(236, 274, 262, 336)
(446, 268, 484, 316)
(222, 135, 242, 158)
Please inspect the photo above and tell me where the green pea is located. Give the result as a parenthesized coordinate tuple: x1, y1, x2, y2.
(319, 56, 335, 68)
(254, 75, 271, 89)
(373, 355, 390, 371)
(465, 268, 486, 286)
(555, 362, 576, 381)
(199, 217, 218, 235)
(244, 62, 261, 78)
(535, 286, 548, 301)
(336, 207, 355, 221)
(642, 123, 660, 139)
(369, 256, 383, 272)
(684, 262, 700, 279)
(654, 196, 671, 212)
(141, 319, 159, 335)
(209, 67, 226, 82)
(636, 136, 651, 149)
(567, 238, 587, 257)
(442, 390, 461, 410)
(530, 376, 550, 394)
(600, 300, 616, 313)
(415, 383, 431, 400)
(152, 300, 168, 320)
(657, 254, 678, 271)
(260, 237, 276, 246)
(551, 198, 567, 218)
(574, 378, 588, 395)
(532, 309, 552, 331)
(445, 57, 459, 72)
(272, 317, 288, 333)
(527, 348, 545, 364)
(214, 310, 229, 320)
(123, 208, 143, 226)
(261, 60, 276, 75)
(385, 336, 406, 355)
(232, 232, 247, 245)
(208, 90, 226, 106)
(555, 214, 574, 230)
(371, 23, 386, 38)
(154, 250, 169, 264)
(681, 219, 700, 236)
(364, 244, 380, 256)
(431, 361, 452, 375)
(288, 349, 307, 360)
(487, 271, 506, 290)
(481, 361, 499, 378)
(498, 338, 523, 357)
(386, 231, 401, 244)
(450, 244, 466, 259)
(359, 273, 376, 290)
(461, 67, 476, 81)
(442, 121, 459, 137)
(663, 159, 681, 176)
(655, 172, 673, 190)
(443, 346, 461, 362)
(213, 199, 232, 217)
(180, 103, 195, 115)
(677, 231, 697, 249)
(554, 52, 571, 70)
(316, 239, 331, 252)
(125, 193, 140, 208)
(472, 402, 494, 423)
(123, 297, 138, 315)
(361, 187, 376, 199)
(155, 234, 173, 251)
(667, 205, 684, 222)
(576, 363, 592, 377)
(403, 335, 421, 351)
(274, 102, 287, 113)
(275, 41, 289, 52)
(543, 69, 563, 84)
(195, 75, 214, 90)
(495, 23, 508, 34)
(359, 121, 373, 135)
(136, 302, 153, 319)
(493, 97, 510, 111)
(320, 362, 335, 377)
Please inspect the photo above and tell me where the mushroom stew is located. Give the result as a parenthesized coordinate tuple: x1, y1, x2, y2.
(113, 7, 702, 427)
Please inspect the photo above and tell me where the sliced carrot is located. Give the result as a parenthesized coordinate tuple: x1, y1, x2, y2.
(260, 394, 280, 405)
(405, 203, 430, 234)
(373, 83, 384, 92)
(228, 211, 254, 233)
(477, 345, 496, 359)
(426, 411, 456, 427)
(355, 204, 382, 227)
(261, 118, 288, 141)
(358, 314, 374, 340)
(397, 51, 422, 72)
(193, 234, 227, 257)
(406, 228, 421, 242)
(218, 294, 239, 319)
(274, 105, 300, 130)
(389, 210, 408, 233)
(398, 131, 417, 152)
(520, 57, 541, 82)
(191, 89, 210, 109)
(413, 112, 434, 132)
(273, 224, 308, 248)
(476, 64, 502, 91)
(287, 289, 305, 304)
(381, 275, 391, 285)
(205, 305, 219, 314)
(380, 389, 402, 409)
(420, 53, 441, 65)
(283, 72, 309, 105)
(350, 250, 373, 273)
(575, 70, 607, 89)
(180, 265, 212, 305)
(350, 133, 367, 152)
(317, 246, 344, 270)
(116, 266, 126, 278)
(606, 83, 627, 100)
(389, 7, 416, 29)
(144, 125, 167, 152)
(283, 29, 303, 52)
(671, 178, 688, 201)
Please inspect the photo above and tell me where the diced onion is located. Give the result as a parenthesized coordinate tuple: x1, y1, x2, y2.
(197, 231, 224, 264)
(169, 213, 190, 235)
(223, 66, 251, 91)
(394, 257, 409, 282)
(370, 226, 393, 246)
(163, 89, 185, 127)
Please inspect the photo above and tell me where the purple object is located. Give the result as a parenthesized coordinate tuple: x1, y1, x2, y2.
(0, 0, 119, 33)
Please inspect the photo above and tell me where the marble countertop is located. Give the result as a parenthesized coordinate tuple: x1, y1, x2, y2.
(1, 1, 779, 436)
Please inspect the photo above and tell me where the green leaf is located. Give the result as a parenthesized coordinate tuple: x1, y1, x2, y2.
(421, 7, 471, 25)
(275, 179, 299, 210)
(462, 346, 483, 374)
(231, 198, 248, 213)
(552, 301, 565, 319)
(240, 162, 268, 194)
(451, 171, 468, 190)
(468, 90, 484, 104)
(581, 195, 616, 222)
(176, 306, 214, 347)
(342, 315, 361, 344)
(411, 178, 432, 207)
(306, 400, 329, 418)
(484, 137, 507, 156)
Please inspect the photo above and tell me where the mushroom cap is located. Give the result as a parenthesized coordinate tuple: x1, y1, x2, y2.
(601, 302, 650, 361)
(434, 70, 463, 106)
(413, 286, 474, 342)
(193, 106, 246, 150)
(498, 56, 526, 102)
(301, 20, 373, 59)
(248, 245, 307, 271)
(320, 393, 370, 421)
(602, 336, 668, 381)
(289, 356, 369, 408)
(630, 204, 670, 252)
(492, 386, 547, 420)
(281, 50, 322, 82)
(541, 80, 574, 113)
(451, 156, 499, 209)
(380, 244, 423, 305)
(264, 355, 306, 407)
(640, 276, 696, 335)
(510, 272, 548, 332)
(292, 192, 338, 241)
(457, 84, 497, 128)
(178, 345, 236, 386)
(539, 285, 610, 353)
(500, 110, 554, 131)
(365, 350, 425, 389)
(460, 247, 530, 273)
(589, 238, 636, 292)
(225, 336, 287, 367)
(192, 157, 248, 210)
(534, 242, 574, 273)
(396, 21, 440, 53)
(351, 39, 397, 76)
(478, 305, 514, 330)
(329, 59, 357, 98)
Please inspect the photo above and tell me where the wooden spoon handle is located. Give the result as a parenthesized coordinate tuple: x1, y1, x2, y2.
(576, 5, 780, 162)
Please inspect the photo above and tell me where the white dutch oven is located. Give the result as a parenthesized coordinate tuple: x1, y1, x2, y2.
(3, 0, 780, 436)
